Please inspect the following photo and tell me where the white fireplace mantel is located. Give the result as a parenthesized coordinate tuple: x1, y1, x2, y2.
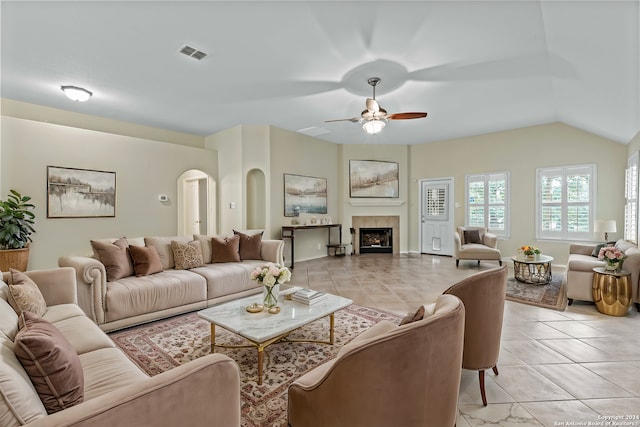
(349, 199, 405, 207)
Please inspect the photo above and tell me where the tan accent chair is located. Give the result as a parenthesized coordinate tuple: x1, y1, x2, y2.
(454, 226, 502, 267)
(287, 295, 465, 427)
(443, 265, 508, 406)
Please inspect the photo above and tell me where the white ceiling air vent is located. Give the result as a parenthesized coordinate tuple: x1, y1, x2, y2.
(297, 126, 330, 137)
(179, 45, 207, 61)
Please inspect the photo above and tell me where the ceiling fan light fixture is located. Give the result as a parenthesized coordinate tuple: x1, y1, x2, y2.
(362, 119, 386, 135)
(61, 85, 92, 102)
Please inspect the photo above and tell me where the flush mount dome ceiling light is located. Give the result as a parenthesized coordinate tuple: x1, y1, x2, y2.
(61, 85, 92, 102)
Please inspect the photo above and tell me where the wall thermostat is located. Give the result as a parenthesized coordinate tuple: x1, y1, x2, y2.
(159, 195, 168, 202)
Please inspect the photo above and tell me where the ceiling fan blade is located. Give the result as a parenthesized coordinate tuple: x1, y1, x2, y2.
(388, 112, 427, 120)
(366, 98, 379, 112)
(325, 117, 360, 123)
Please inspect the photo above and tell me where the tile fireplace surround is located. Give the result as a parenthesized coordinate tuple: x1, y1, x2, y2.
(352, 216, 400, 254)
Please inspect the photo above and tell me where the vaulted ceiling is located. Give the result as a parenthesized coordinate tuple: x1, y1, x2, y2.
(1, 1, 638, 145)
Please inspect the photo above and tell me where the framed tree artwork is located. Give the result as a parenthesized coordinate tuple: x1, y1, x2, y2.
(349, 160, 399, 198)
(284, 174, 327, 217)
(47, 166, 116, 218)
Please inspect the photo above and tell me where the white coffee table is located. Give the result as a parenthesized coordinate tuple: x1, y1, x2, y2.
(197, 288, 352, 384)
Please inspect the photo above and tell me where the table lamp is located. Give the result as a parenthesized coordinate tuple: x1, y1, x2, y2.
(594, 220, 616, 242)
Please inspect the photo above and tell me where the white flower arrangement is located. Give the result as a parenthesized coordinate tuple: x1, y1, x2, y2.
(250, 263, 291, 288)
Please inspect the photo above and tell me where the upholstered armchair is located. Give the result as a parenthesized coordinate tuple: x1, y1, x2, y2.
(454, 226, 502, 267)
(287, 294, 465, 427)
(443, 265, 508, 406)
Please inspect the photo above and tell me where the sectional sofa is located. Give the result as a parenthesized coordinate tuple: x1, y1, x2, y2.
(58, 233, 285, 332)
(0, 267, 240, 427)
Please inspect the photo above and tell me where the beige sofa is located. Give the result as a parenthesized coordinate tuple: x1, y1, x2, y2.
(566, 239, 640, 310)
(59, 234, 285, 332)
(0, 267, 240, 427)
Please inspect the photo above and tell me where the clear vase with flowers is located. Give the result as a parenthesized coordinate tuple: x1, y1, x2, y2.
(250, 263, 291, 308)
(518, 245, 541, 260)
(598, 246, 626, 271)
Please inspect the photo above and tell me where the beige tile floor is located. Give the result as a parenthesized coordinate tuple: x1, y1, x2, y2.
(289, 253, 640, 427)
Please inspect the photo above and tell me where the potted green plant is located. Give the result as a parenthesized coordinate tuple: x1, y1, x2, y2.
(0, 189, 36, 271)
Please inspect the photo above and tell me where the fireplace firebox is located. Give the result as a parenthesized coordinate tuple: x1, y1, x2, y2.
(359, 227, 393, 254)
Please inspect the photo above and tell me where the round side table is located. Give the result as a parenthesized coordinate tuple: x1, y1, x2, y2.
(591, 267, 632, 316)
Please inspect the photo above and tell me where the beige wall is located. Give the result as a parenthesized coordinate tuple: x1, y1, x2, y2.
(269, 127, 340, 264)
(1, 116, 217, 269)
(628, 130, 640, 157)
(340, 144, 410, 252)
(409, 122, 627, 265)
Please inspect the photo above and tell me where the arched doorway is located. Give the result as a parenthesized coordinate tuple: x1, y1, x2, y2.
(246, 168, 266, 230)
(177, 169, 216, 236)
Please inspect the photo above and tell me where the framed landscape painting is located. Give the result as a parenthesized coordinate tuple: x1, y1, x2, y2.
(284, 174, 327, 217)
(47, 166, 116, 218)
(349, 160, 399, 198)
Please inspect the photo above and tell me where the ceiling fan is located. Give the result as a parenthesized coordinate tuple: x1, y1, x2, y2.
(325, 77, 428, 134)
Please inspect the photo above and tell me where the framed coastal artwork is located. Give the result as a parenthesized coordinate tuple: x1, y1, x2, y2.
(284, 173, 327, 217)
(47, 166, 116, 218)
(349, 160, 399, 198)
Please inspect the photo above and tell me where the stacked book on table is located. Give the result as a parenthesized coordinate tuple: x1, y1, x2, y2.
(292, 288, 326, 305)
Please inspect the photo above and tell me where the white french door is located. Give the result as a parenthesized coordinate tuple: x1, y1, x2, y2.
(420, 178, 454, 256)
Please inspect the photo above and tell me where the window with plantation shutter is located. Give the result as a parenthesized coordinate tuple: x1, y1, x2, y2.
(465, 172, 509, 238)
(536, 164, 595, 241)
(624, 153, 638, 244)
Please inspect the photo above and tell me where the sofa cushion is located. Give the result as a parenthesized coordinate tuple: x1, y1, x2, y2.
(191, 260, 263, 299)
(171, 240, 205, 270)
(567, 253, 603, 272)
(48, 314, 116, 355)
(7, 269, 47, 318)
(79, 348, 148, 401)
(211, 235, 241, 263)
(104, 270, 207, 323)
(0, 284, 19, 340)
(0, 336, 48, 427)
(234, 230, 263, 261)
(129, 245, 164, 276)
(90, 237, 134, 282)
(144, 236, 191, 270)
(14, 311, 84, 414)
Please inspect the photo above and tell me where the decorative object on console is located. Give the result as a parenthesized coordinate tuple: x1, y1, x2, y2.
(594, 219, 617, 242)
(284, 173, 327, 217)
(250, 262, 291, 309)
(0, 189, 35, 271)
(47, 166, 115, 218)
(598, 246, 626, 271)
(349, 159, 399, 198)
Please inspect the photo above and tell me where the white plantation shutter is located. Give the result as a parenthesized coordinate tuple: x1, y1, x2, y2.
(536, 165, 595, 241)
(465, 172, 509, 238)
(625, 153, 638, 244)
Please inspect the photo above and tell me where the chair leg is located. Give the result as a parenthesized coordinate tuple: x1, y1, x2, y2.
(492, 365, 499, 376)
(568, 298, 573, 306)
(456, 259, 459, 267)
(477, 260, 480, 266)
(498, 260, 502, 266)
(478, 370, 487, 406)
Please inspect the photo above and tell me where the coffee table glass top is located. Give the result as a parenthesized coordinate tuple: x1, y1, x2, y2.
(197, 288, 352, 344)
(511, 254, 554, 263)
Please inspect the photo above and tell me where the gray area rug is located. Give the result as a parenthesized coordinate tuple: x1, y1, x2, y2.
(506, 274, 567, 311)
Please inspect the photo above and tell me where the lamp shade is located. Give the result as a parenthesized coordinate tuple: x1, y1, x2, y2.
(594, 220, 617, 233)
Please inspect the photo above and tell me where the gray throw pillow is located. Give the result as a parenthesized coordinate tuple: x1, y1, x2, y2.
(463, 229, 482, 244)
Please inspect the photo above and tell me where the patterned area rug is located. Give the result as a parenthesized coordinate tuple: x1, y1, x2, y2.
(109, 304, 401, 427)
(506, 274, 567, 311)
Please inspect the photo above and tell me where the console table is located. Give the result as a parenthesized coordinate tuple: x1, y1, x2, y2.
(281, 224, 342, 268)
